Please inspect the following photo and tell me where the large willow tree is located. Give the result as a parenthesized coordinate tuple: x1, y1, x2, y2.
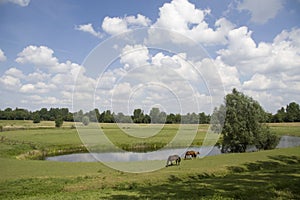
(220, 89, 279, 153)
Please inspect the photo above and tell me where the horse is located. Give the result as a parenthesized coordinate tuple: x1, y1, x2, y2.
(184, 150, 200, 159)
(166, 155, 181, 167)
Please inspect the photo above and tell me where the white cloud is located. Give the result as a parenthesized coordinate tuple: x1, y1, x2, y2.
(125, 14, 151, 27)
(4, 45, 97, 110)
(20, 82, 56, 93)
(237, 0, 284, 24)
(218, 27, 300, 76)
(102, 16, 129, 35)
(22, 95, 60, 105)
(102, 14, 151, 35)
(4, 67, 25, 79)
(75, 23, 103, 38)
(0, 67, 24, 90)
(27, 70, 51, 82)
(243, 73, 286, 90)
(0, 75, 21, 90)
(93, 46, 223, 114)
(149, 0, 235, 45)
(16, 45, 58, 67)
(120, 44, 150, 69)
(0, 0, 30, 7)
(215, 27, 300, 112)
(0, 49, 6, 62)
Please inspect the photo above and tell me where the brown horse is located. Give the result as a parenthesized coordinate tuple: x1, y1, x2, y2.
(166, 155, 181, 167)
(184, 150, 200, 159)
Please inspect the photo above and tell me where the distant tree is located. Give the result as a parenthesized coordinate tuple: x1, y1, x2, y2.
(199, 112, 210, 124)
(73, 110, 84, 122)
(14, 108, 30, 120)
(272, 107, 286, 122)
(143, 114, 151, 123)
(190, 112, 199, 124)
(39, 108, 49, 120)
(220, 89, 279, 153)
(114, 112, 132, 123)
(211, 105, 226, 133)
(149, 107, 161, 123)
(132, 109, 144, 123)
(32, 113, 41, 123)
(55, 117, 63, 128)
(82, 116, 90, 126)
(103, 110, 114, 123)
(4, 108, 13, 120)
(286, 102, 300, 122)
(94, 108, 101, 122)
(159, 111, 167, 124)
(166, 113, 176, 124)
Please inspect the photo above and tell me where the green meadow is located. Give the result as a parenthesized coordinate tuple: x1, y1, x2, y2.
(0, 121, 300, 199)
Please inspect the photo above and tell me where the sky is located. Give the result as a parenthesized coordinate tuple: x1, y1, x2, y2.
(0, 0, 299, 115)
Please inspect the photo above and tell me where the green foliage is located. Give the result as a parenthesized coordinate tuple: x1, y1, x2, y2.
(286, 102, 300, 122)
(55, 117, 63, 128)
(82, 116, 90, 126)
(221, 89, 279, 152)
(132, 109, 144, 123)
(32, 113, 41, 123)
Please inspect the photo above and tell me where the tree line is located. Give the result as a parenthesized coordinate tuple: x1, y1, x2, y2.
(0, 101, 299, 124)
(0, 107, 210, 124)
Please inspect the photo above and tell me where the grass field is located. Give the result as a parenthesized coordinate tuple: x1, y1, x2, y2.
(0, 121, 300, 199)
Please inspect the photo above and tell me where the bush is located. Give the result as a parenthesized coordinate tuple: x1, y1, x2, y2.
(82, 116, 90, 126)
(55, 117, 63, 128)
(32, 114, 41, 123)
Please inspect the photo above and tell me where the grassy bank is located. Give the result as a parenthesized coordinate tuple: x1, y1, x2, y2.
(0, 121, 299, 199)
(0, 147, 299, 199)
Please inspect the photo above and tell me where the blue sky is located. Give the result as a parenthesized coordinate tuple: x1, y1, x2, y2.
(0, 0, 299, 114)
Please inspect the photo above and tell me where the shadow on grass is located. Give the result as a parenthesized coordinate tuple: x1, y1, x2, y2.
(108, 155, 300, 200)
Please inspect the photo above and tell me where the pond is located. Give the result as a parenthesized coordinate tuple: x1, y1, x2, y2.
(46, 135, 300, 163)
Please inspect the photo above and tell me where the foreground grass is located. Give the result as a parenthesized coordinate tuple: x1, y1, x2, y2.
(0, 121, 300, 199)
(0, 147, 299, 199)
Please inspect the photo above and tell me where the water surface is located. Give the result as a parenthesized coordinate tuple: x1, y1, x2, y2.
(46, 135, 300, 162)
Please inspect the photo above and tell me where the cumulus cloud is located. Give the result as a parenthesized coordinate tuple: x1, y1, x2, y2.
(214, 27, 300, 112)
(4, 67, 24, 79)
(75, 23, 103, 38)
(120, 44, 150, 69)
(0, 49, 6, 62)
(102, 14, 151, 35)
(0, 45, 96, 109)
(243, 73, 286, 90)
(218, 27, 300, 75)
(93, 43, 223, 114)
(0, 0, 30, 7)
(16, 45, 58, 67)
(237, 0, 284, 24)
(149, 0, 235, 45)
(0, 74, 21, 90)
(0, 67, 24, 90)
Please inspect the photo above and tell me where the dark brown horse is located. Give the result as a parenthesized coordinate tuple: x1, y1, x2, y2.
(184, 150, 200, 159)
(166, 155, 181, 167)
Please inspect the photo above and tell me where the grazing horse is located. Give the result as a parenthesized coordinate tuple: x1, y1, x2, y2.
(184, 150, 200, 159)
(166, 155, 181, 167)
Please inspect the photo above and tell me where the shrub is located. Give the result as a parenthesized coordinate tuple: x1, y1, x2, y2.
(55, 117, 63, 128)
(82, 116, 90, 126)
